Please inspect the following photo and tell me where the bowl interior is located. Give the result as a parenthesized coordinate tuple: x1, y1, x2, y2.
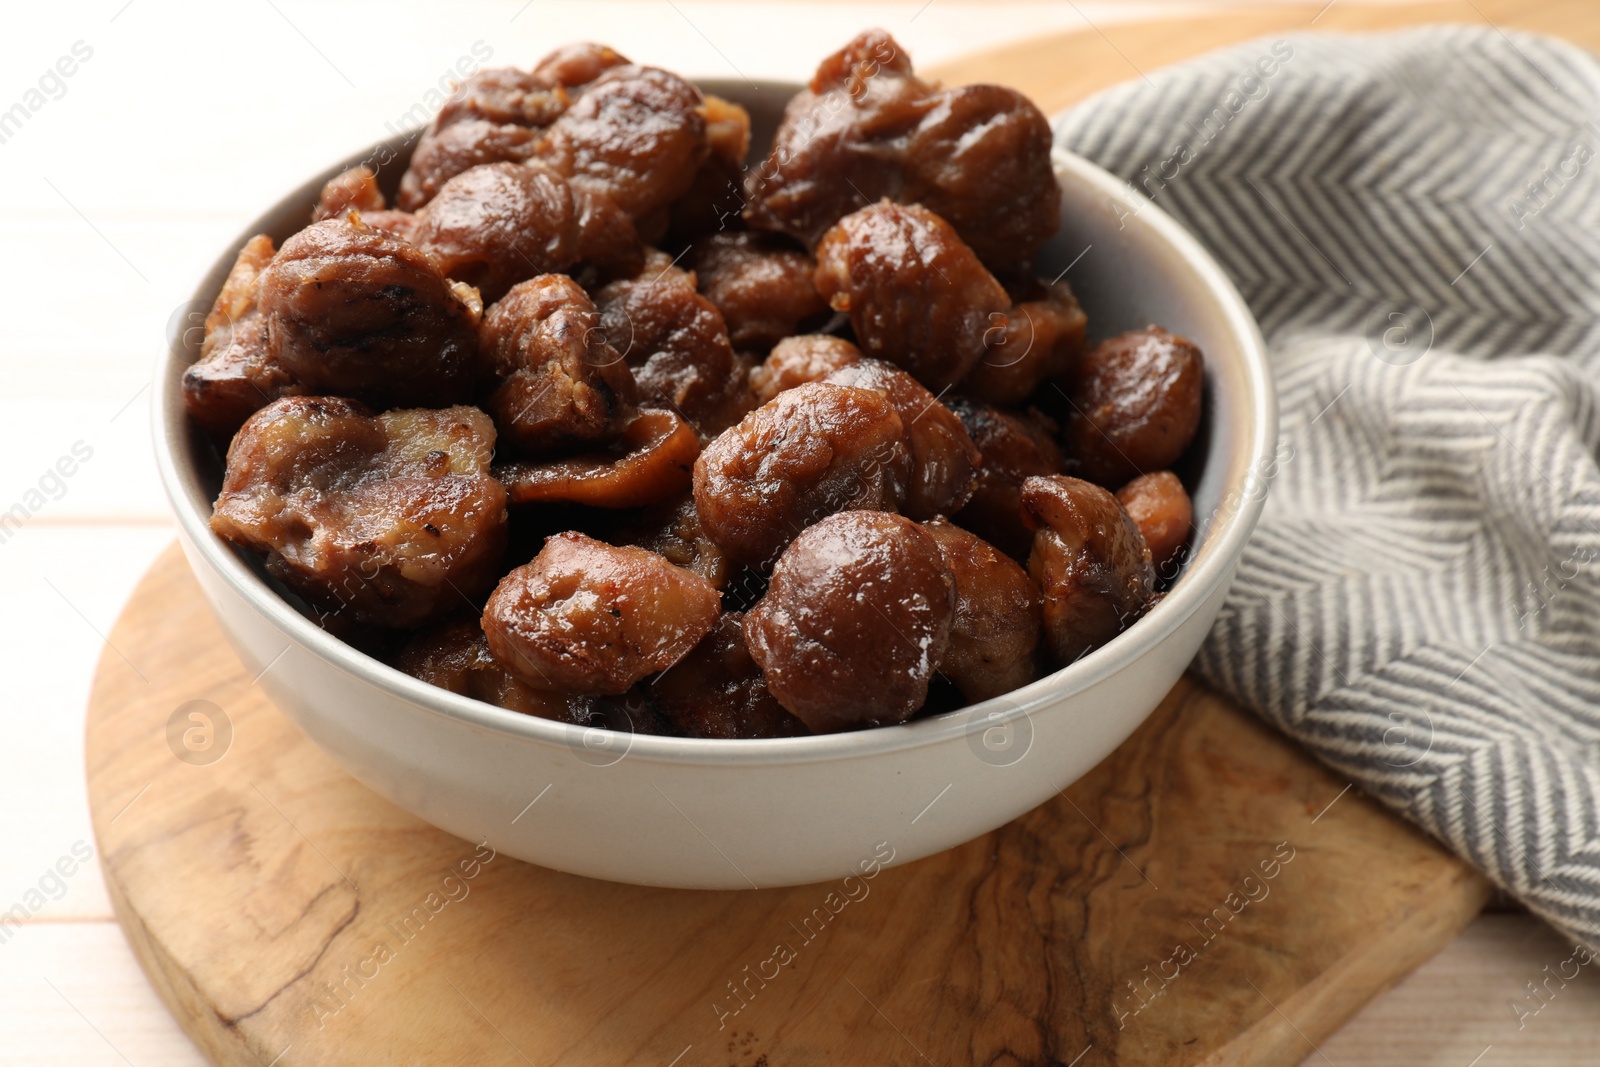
(156, 78, 1274, 762)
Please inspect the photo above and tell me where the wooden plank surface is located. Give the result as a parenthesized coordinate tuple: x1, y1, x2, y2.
(931, 0, 1600, 117)
(5, 916, 1596, 1067)
(6, 1, 1598, 1063)
(87, 545, 1489, 1066)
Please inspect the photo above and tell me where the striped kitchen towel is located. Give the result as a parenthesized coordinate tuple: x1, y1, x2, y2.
(1057, 26, 1600, 947)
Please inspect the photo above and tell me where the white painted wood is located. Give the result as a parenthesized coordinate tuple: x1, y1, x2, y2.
(0, 915, 1590, 1067)
(1314, 914, 1600, 1066)
(2, 1, 1594, 1063)
(0, 524, 173, 923)
(0, 922, 208, 1066)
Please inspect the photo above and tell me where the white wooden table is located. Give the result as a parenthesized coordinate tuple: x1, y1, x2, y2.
(0, 2, 1595, 1063)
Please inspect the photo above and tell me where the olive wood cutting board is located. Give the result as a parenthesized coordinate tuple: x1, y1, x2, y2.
(89, 546, 1486, 1067)
(86, 4, 1600, 1061)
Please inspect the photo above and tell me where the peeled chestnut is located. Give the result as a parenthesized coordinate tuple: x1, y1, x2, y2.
(745, 510, 955, 731)
(1022, 475, 1156, 665)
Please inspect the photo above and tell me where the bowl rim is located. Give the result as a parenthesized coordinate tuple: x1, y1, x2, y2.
(153, 113, 1277, 768)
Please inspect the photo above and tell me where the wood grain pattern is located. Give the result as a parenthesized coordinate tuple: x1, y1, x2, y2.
(928, 0, 1600, 118)
(87, 546, 1490, 1066)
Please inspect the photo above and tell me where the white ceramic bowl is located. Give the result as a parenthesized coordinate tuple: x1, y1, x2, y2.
(154, 80, 1275, 889)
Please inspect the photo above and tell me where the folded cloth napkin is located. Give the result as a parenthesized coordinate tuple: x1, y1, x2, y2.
(1056, 26, 1600, 947)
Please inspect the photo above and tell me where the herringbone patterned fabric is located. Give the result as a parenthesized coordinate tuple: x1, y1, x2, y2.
(1057, 27, 1600, 946)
